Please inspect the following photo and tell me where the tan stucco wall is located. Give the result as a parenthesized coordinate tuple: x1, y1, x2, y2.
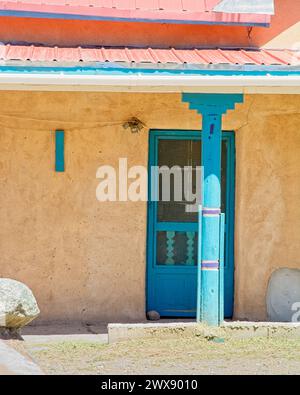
(0, 92, 299, 323)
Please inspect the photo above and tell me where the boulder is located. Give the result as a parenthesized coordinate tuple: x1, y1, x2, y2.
(266, 268, 300, 322)
(0, 278, 40, 329)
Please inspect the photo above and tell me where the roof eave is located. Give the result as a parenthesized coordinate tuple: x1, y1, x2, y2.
(0, 9, 271, 27)
(0, 70, 299, 95)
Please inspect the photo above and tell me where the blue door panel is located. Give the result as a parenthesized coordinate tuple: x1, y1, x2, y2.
(152, 270, 197, 317)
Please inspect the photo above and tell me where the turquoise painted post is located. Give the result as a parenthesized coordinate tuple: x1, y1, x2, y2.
(201, 112, 222, 325)
(182, 93, 243, 326)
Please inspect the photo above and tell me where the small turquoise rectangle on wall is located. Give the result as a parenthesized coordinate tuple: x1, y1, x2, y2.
(55, 130, 65, 172)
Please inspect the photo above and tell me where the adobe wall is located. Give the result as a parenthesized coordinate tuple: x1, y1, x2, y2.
(0, 92, 299, 323)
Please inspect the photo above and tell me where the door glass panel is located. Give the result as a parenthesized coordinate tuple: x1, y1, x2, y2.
(156, 140, 227, 266)
(157, 139, 227, 223)
(156, 231, 198, 266)
(157, 140, 201, 223)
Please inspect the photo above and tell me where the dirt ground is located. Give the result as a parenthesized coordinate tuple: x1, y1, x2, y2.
(12, 336, 300, 375)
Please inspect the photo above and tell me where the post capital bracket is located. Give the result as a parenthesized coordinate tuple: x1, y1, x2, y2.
(182, 93, 244, 116)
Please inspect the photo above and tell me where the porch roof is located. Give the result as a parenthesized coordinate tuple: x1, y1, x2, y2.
(0, 0, 271, 26)
(0, 44, 299, 94)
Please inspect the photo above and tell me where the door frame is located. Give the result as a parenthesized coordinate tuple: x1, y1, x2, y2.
(146, 129, 235, 318)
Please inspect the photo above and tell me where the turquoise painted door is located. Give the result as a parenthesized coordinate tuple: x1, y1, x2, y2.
(147, 130, 235, 318)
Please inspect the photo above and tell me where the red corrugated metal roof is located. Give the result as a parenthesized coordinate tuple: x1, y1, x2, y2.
(0, 44, 299, 66)
(0, 0, 271, 25)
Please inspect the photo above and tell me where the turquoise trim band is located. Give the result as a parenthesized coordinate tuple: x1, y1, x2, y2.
(0, 66, 299, 77)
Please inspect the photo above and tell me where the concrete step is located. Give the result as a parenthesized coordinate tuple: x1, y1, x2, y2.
(108, 321, 300, 343)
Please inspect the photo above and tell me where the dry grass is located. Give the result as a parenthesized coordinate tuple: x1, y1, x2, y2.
(23, 335, 300, 375)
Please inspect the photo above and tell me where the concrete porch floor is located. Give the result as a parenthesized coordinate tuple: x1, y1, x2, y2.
(19, 319, 300, 345)
(20, 322, 109, 344)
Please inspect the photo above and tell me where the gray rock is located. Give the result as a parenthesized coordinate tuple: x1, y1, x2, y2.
(0, 278, 40, 329)
(146, 310, 160, 321)
(266, 268, 300, 322)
